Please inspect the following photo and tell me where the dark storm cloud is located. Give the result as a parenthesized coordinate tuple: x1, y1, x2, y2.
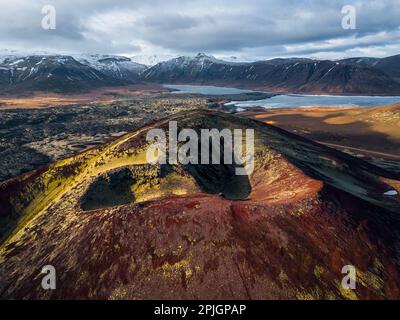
(0, 0, 399, 59)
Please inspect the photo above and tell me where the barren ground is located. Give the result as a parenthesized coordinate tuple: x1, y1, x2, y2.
(240, 104, 400, 176)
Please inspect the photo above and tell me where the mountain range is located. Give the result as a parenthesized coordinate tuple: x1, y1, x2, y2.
(0, 54, 146, 94)
(1, 52, 400, 95)
(142, 53, 400, 95)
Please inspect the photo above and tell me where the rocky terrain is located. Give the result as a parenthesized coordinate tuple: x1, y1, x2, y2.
(0, 89, 273, 182)
(0, 95, 207, 181)
(0, 110, 399, 299)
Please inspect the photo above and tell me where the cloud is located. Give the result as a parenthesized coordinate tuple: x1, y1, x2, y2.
(0, 0, 398, 60)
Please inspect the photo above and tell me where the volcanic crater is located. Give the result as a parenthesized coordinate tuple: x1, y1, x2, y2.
(0, 110, 400, 299)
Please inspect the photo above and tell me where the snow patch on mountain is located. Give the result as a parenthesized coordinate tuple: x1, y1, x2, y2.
(130, 54, 177, 66)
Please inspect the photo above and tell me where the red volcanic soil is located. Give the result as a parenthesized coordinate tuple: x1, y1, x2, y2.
(1, 188, 399, 300)
(0, 110, 400, 299)
(250, 156, 323, 204)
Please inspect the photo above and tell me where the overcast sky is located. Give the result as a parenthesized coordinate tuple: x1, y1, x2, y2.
(0, 0, 399, 62)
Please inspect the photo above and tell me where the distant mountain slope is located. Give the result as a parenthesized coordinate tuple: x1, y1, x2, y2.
(0, 55, 129, 93)
(265, 60, 400, 94)
(141, 53, 400, 95)
(338, 54, 400, 83)
(374, 54, 400, 82)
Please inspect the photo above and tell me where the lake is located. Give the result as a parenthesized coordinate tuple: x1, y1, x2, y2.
(164, 84, 400, 108)
(164, 84, 255, 95)
(226, 94, 400, 108)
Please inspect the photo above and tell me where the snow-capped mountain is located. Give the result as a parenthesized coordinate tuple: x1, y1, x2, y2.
(0, 55, 128, 93)
(140, 53, 311, 83)
(73, 54, 147, 80)
(141, 53, 247, 81)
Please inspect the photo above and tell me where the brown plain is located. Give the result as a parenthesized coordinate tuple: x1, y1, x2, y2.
(241, 104, 400, 159)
